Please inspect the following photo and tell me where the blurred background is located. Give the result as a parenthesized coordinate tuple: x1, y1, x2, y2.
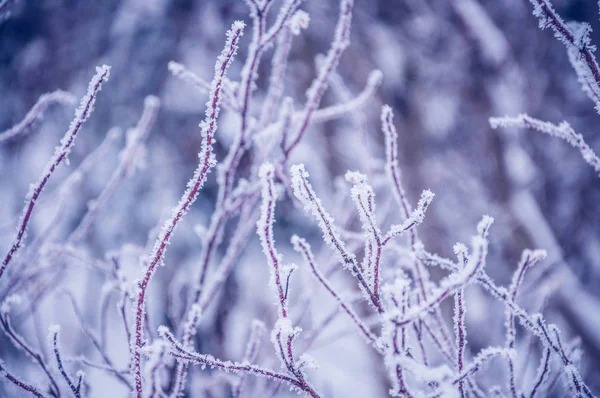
(1, 0, 600, 396)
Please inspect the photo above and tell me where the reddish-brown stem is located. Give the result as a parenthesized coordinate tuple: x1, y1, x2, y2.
(531, 0, 600, 90)
(0, 66, 110, 281)
(132, 24, 243, 398)
(0, 314, 60, 396)
(0, 360, 47, 398)
(160, 327, 320, 397)
(292, 236, 379, 348)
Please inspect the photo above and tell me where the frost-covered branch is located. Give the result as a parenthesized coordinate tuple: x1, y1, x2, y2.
(131, 22, 244, 398)
(0, 359, 46, 398)
(257, 163, 292, 318)
(158, 326, 319, 397)
(453, 244, 468, 398)
(0, 296, 60, 396)
(49, 325, 82, 398)
(528, 0, 600, 112)
(174, 10, 301, 392)
(529, 347, 551, 398)
(504, 249, 546, 398)
(395, 216, 493, 327)
(382, 278, 414, 397)
(490, 114, 600, 176)
(0, 65, 110, 281)
(291, 235, 379, 348)
(258, 163, 318, 397)
(381, 104, 454, 353)
(382, 189, 434, 245)
(422, 248, 595, 396)
(290, 163, 382, 312)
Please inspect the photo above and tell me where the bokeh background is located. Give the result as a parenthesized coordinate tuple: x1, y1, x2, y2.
(1, 0, 600, 396)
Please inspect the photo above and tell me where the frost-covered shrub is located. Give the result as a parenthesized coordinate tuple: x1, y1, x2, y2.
(1, 0, 599, 397)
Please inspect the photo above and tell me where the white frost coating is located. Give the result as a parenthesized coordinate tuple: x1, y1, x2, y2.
(157, 325, 170, 337)
(566, 22, 600, 112)
(451, 347, 512, 386)
(0, 65, 110, 281)
(380, 277, 413, 397)
(257, 162, 292, 318)
(385, 190, 434, 242)
(490, 113, 600, 176)
(147, 21, 244, 270)
(412, 190, 435, 225)
(270, 317, 302, 369)
(298, 354, 318, 370)
(132, 22, 244, 398)
(529, 0, 600, 113)
(381, 104, 414, 221)
(48, 324, 61, 336)
(159, 325, 306, 392)
(477, 215, 494, 238)
(345, 170, 379, 241)
(509, 249, 546, 298)
(290, 164, 382, 311)
(453, 243, 468, 260)
(289, 10, 309, 36)
(396, 216, 492, 327)
(290, 164, 355, 268)
(291, 234, 380, 347)
(0, 358, 47, 397)
(63, 65, 111, 164)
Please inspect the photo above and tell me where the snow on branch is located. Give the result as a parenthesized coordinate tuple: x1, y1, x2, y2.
(0, 65, 110, 281)
(490, 114, 600, 176)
